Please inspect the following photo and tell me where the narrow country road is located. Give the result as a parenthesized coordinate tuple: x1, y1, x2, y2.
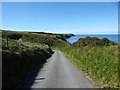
(26, 51, 94, 88)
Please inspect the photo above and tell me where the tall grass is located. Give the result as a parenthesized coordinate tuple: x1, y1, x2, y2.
(53, 45, 119, 88)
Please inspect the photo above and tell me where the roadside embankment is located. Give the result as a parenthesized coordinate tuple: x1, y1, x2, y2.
(53, 37, 119, 88)
(1, 30, 55, 88)
(2, 40, 53, 88)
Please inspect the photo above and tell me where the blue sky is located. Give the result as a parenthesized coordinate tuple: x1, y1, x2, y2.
(2, 2, 118, 34)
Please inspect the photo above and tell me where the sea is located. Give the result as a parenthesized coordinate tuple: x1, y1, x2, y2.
(66, 34, 119, 44)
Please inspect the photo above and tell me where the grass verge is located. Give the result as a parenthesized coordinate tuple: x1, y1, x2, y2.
(53, 45, 119, 88)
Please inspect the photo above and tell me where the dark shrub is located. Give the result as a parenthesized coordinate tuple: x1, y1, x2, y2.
(96, 38, 116, 46)
(72, 37, 117, 47)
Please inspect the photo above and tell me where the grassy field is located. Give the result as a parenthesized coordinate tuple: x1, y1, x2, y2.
(53, 45, 119, 88)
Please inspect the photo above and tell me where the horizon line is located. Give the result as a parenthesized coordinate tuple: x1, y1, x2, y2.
(1, 29, 118, 35)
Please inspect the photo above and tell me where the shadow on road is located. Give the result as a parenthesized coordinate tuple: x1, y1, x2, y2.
(19, 65, 45, 89)
(35, 78, 45, 80)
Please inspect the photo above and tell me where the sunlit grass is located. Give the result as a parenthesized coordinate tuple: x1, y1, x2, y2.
(53, 45, 119, 88)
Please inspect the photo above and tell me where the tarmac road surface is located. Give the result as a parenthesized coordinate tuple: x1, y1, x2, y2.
(26, 51, 94, 88)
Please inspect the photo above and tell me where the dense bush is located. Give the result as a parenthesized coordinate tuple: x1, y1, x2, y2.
(72, 37, 117, 47)
(7, 34, 22, 40)
(2, 30, 25, 39)
(96, 38, 116, 46)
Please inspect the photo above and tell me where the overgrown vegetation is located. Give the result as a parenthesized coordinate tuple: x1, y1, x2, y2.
(72, 36, 117, 47)
(52, 37, 119, 88)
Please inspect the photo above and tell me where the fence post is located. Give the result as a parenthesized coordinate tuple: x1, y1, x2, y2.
(6, 36, 8, 47)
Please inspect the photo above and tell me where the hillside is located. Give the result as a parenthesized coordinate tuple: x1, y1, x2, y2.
(1, 30, 72, 48)
(1, 30, 74, 88)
